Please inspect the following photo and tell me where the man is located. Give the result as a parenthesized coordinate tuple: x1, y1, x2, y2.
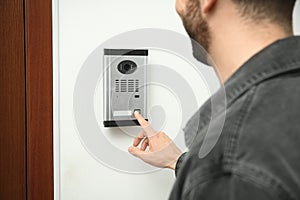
(128, 0, 300, 199)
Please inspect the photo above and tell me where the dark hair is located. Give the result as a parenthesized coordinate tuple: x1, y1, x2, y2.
(232, 0, 296, 33)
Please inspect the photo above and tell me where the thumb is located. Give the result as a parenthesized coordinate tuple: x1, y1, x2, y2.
(128, 146, 145, 158)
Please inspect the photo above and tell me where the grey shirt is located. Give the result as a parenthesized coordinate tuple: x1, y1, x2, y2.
(170, 36, 300, 200)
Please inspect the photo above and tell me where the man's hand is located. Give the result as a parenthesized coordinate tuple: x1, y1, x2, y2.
(128, 111, 182, 170)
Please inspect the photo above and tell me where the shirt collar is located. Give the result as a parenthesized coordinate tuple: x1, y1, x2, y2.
(224, 35, 300, 106)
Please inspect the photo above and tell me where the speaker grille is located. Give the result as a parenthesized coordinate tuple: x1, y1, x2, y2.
(128, 79, 134, 92)
(115, 80, 120, 92)
(115, 79, 140, 93)
(135, 80, 139, 92)
(121, 80, 127, 92)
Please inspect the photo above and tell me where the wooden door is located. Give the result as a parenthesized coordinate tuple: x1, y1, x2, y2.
(0, 0, 54, 199)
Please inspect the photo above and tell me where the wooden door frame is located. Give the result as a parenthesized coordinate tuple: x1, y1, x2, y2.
(0, 0, 54, 199)
(25, 0, 54, 199)
(0, 1, 27, 199)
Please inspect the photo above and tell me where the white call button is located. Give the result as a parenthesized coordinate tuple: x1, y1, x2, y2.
(113, 110, 132, 117)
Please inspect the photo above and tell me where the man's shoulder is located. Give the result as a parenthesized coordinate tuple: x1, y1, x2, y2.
(229, 71, 300, 154)
(229, 73, 300, 196)
(238, 72, 300, 140)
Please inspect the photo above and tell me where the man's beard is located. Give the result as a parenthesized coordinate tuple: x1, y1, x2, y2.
(181, 0, 212, 65)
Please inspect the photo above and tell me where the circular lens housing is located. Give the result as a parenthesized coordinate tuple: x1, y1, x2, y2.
(117, 60, 137, 74)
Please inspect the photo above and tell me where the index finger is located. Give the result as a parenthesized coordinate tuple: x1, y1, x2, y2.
(134, 111, 149, 128)
(134, 111, 156, 136)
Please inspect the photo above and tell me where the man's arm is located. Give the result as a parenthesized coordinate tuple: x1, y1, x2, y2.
(170, 172, 274, 200)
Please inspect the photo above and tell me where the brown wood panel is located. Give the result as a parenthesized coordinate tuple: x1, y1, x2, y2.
(0, 0, 27, 200)
(25, 0, 54, 199)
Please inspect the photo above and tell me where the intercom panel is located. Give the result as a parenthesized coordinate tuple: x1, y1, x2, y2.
(103, 49, 148, 127)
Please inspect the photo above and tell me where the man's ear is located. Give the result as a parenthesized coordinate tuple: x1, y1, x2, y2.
(202, 0, 217, 13)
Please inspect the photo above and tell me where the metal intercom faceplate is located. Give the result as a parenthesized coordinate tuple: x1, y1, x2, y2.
(103, 49, 148, 127)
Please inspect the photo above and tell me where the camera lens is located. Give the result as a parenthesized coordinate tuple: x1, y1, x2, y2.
(123, 64, 131, 71)
(117, 60, 137, 74)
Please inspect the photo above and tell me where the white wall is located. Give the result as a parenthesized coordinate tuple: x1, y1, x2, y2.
(54, 0, 300, 199)
(56, 1, 210, 200)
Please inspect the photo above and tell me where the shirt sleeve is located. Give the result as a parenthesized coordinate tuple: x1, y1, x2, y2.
(175, 152, 187, 177)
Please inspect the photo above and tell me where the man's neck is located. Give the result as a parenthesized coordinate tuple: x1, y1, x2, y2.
(209, 22, 292, 84)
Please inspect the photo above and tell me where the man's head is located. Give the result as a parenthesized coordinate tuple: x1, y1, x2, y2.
(176, 0, 296, 54)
